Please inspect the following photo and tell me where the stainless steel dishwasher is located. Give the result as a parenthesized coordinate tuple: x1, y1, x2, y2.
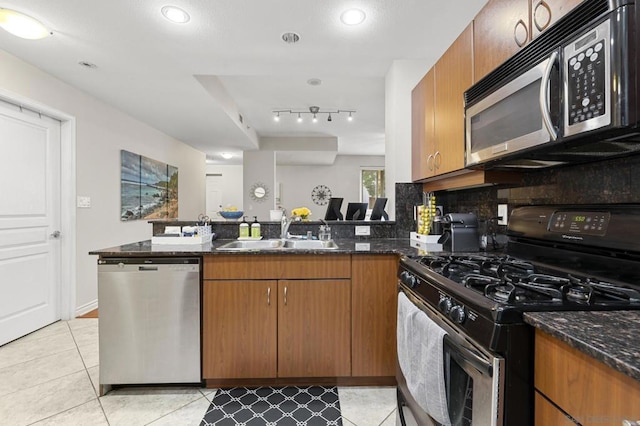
(97, 257, 201, 395)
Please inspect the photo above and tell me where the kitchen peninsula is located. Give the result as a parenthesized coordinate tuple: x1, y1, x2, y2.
(91, 233, 419, 391)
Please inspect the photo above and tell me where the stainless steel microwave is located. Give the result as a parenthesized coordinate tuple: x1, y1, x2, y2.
(464, 0, 640, 169)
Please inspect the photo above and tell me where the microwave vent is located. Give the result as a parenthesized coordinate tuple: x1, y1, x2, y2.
(466, 0, 611, 106)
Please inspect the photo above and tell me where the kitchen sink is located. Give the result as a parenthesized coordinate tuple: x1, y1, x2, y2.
(215, 239, 285, 251)
(282, 239, 339, 250)
(215, 239, 339, 251)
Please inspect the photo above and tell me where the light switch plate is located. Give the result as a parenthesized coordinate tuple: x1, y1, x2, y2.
(355, 226, 370, 236)
(355, 243, 371, 251)
(497, 204, 508, 225)
(77, 196, 91, 208)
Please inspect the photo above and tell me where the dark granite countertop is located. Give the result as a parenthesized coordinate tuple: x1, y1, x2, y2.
(89, 238, 444, 257)
(524, 311, 640, 382)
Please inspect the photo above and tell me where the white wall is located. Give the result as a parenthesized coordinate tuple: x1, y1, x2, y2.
(277, 155, 384, 220)
(243, 150, 277, 220)
(206, 164, 244, 217)
(0, 49, 206, 315)
(385, 60, 431, 219)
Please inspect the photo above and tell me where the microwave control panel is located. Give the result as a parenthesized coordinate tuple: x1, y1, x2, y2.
(564, 19, 611, 135)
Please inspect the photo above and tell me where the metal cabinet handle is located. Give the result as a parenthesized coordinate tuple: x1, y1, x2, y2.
(622, 421, 640, 426)
(284, 286, 288, 305)
(267, 287, 271, 305)
(513, 19, 529, 47)
(533, 0, 552, 32)
(434, 151, 442, 170)
(427, 154, 434, 171)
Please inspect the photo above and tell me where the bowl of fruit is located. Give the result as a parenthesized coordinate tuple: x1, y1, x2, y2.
(218, 207, 243, 221)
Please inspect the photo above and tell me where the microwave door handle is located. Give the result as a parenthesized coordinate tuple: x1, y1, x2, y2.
(539, 51, 558, 141)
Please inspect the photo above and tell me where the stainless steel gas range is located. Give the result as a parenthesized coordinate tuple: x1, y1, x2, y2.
(396, 204, 640, 426)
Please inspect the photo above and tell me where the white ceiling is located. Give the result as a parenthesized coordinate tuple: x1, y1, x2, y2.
(0, 0, 488, 165)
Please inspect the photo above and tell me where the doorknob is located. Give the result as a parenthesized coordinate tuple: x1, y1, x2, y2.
(50, 230, 61, 238)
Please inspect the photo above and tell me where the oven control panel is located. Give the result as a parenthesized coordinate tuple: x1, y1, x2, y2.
(438, 295, 468, 325)
(549, 210, 611, 236)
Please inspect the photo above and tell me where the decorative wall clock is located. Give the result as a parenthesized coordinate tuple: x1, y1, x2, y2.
(249, 182, 269, 202)
(311, 185, 332, 205)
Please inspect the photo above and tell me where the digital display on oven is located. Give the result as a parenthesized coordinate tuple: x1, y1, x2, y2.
(549, 211, 611, 236)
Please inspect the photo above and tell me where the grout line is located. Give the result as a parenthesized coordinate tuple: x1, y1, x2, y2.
(24, 399, 102, 426)
(141, 394, 207, 426)
(378, 407, 397, 425)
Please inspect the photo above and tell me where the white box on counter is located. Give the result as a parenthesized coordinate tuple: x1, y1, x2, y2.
(151, 234, 212, 245)
(410, 232, 442, 244)
(409, 239, 443, 252)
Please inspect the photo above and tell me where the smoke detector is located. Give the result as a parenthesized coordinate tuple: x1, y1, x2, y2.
(281, 32, 300, 44)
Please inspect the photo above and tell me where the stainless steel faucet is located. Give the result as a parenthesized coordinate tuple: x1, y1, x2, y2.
(281, 213, 292, 239)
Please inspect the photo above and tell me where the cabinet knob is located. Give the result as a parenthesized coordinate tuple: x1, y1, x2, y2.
(533, 0, 552, 32)
(514, 19, 529, 47)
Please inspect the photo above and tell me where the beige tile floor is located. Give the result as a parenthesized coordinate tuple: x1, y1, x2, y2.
(0, 319, 397, 425)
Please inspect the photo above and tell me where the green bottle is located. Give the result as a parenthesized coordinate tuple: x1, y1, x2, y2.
(239, 216, 250, 238)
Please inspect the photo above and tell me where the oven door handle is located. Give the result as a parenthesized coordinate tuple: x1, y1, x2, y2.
(444, 335, 493, 377)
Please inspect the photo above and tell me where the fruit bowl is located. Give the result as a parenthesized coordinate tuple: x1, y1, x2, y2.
(218, 210, 243, 220)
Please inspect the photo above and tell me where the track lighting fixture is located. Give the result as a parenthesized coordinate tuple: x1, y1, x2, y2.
(272, 106, 356, 123)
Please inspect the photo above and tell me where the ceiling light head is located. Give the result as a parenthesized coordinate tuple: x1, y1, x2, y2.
(340, 8, 366, 26)
(281, 32, 300, 44)
(274, 111, 280, 122)
(309, 106, 320, 114)
(161, 6, 190, 23)
(0, 8, 50, 39)
(297, 113, 302, 123)
(327, 114, 332, 122)
(312, 114, 318, 123)
(348, 112, 354, 121)
(220, 152, 233, 160)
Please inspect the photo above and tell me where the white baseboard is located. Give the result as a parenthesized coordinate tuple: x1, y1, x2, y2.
(75, 299, 98, 318)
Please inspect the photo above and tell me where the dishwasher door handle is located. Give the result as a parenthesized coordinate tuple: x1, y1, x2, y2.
(138, 266, 159, 271)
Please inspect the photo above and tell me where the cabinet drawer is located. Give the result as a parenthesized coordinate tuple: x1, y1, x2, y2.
(203, 254, 281, 279)
(280, 254, 351, 279)
(535, 329, 640, 425)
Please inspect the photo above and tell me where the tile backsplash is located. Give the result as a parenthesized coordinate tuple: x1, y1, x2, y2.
(437, 154, 640, 224)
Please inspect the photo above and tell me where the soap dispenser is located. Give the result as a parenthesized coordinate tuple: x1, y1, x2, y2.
(239, 216, 250, 238)
(250, 216, 261, 238)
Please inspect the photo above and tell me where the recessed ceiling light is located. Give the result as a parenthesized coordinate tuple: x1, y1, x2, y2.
(307, 78, 322, 86)
(281, 32, 300, 44)
(220, 153, 233, 160)
(0, 8, 50, 39)
(340, 8, 366, 26)
(161, 6, 190, 24)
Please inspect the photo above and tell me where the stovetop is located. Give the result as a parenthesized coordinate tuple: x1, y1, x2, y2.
(413, 253, 640, 308)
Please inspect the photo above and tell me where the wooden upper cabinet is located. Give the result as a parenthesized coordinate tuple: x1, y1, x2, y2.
(530, 0, 584, 40)
(474, 0, 530, 82)
(433, 23, 473, 175)
(474, 0, 584, 81)
(411, 69, 435, 181)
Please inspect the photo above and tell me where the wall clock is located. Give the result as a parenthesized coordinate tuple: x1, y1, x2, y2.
(249, 182, 269, 202)
(311, 185, 332, 205)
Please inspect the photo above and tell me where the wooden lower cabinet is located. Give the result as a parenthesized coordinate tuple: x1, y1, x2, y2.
(351, 254, 398, 377)
(535, 391, 577, 425)
(534, 329, 640, 425)
(202, 280, 277, 378)
(277, 280, 351, 377)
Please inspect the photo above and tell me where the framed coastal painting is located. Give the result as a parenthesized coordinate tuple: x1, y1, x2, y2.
(120, 150, 178, 221)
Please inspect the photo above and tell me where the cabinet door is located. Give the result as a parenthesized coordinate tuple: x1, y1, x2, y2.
(534, 330, 640, 425)
(412, 69, 435, 181)
(434, 23, 473, 175)
(203, 280, 277, 378)
(278, 280, 351, 377)
(530, 0, 584, 40)
(474, 0, 530, 81)
(535, 391, 577, 425)
(351, 255, 398, 377)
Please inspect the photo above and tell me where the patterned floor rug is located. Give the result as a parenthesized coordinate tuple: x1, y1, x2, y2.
(200, 386, 342, 426)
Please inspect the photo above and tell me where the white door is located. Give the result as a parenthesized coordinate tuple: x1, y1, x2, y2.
(206, 175, 223, 218)
(0, 101, 61, 346)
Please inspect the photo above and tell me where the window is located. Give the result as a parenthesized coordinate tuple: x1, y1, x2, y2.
(360, 168, 385, 207)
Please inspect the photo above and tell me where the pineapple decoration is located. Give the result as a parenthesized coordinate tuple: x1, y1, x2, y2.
(417, 192, 436, 235)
